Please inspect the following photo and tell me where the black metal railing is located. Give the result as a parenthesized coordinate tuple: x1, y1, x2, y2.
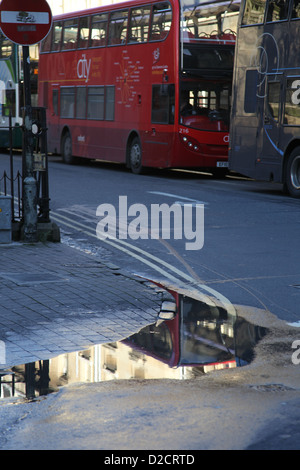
(0, 169, 22, 221)
(0, 108, 50, 225)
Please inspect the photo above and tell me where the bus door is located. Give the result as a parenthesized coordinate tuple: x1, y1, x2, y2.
(145, 84, 175, 166)
(259, 77, 283, 173)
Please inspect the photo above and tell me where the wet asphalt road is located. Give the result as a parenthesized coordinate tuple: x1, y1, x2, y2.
(48, 156, 300, 324)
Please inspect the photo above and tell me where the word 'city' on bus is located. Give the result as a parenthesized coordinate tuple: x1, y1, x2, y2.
(37, 0, 240, 174)
(229, 0, 300, 198)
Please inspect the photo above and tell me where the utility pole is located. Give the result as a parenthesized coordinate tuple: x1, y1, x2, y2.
(22, 45, 38, 243)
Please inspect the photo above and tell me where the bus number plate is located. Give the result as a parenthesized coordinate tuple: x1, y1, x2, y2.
(216, 162, 228, 168)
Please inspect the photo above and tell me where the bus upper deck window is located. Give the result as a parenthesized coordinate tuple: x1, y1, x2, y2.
(266, 0, 289, 21)
(0, 36, 13, 58)
(62, 19, 79, 50)
(149, 2, 172, 41)
(52, 22, 63, 51)
(241, 0, 267, 25)
(78, 17, 90, 49)
(292, 0, 300, 18)
(108, 10, 129, 45)
(40, 29, 52, 53)
(128, 7, 151, 43)
(90, 13, 108, 47)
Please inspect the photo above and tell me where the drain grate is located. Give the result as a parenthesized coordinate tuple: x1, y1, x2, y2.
(0, 272, 67, 286)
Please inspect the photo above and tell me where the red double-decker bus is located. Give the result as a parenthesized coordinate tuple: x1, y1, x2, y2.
(38, 0, 240, 173)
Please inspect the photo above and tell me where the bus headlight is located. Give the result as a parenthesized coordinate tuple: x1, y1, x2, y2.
(180, 134, 201, 153)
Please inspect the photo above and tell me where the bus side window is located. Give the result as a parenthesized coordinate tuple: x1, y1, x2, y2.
(149, 2, 172, 41)
(108, 10, 129, 45)
(152, 84, 174, 124)
(87, 86, 105, 120)
(292, 0, 300, 18)
(284, 79, 300, 125)
(61, 87, 75, 118)
(40, 28, 52, 53)
(241, 0, 267, 25)
(244, 70, 258, 114)
(62, 19, 79, 50)
(4, 89, 15, 116)
(266, 82, 280, 120)
(52, 22, 63, 51)
(90, 13, 108, 48)
(128, 7, 151, 43)
(76, 87, 87, 119)
(105, 86, 115, 121)
(78, 17, 90, 49)
(266, 0, 289, 21)
(0, 37, 13, 58)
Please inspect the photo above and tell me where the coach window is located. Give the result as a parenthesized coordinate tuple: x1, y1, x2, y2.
(61, 87, 75, 118)
(291, 0, 300, 18)
(152, 84, 175, 124)
(62, 19, 79, 50)
(90, 13, 108, 47)
(52, 21, 63, 51)
(284, 79, 300, 125)
(266, 0, 289, 21)
(108, 10, 129, 45)
(149, 2, 172, 41)
(88, 86, 105, 120)
(241, 0, 267, 25)
(78, 17, 90, 49)
(128, 6, 151, 43)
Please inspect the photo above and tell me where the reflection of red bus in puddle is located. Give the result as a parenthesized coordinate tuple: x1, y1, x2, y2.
(38, 0, 239, 174)
(124, 291, 267, 372)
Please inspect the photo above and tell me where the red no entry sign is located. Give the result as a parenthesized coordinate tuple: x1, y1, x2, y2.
(0, 0, 52, 46)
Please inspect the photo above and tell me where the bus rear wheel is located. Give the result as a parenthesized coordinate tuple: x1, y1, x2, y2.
(285, 148, 300, 198)
(61, 131, 74, 164)
(129, 137, 143, 174)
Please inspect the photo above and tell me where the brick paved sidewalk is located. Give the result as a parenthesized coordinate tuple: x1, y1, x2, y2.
(0, 242, 163, 368)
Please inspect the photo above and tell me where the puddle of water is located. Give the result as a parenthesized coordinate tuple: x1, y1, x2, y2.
(0, 294, 267, 401)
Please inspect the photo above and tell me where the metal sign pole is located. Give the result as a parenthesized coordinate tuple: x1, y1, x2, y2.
(22, 45, 37, 243)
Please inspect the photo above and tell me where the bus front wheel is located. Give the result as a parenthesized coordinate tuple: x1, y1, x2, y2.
(129, 137, 143, 174)
(61, 132, 74, 164)
(285, 148, 300, 198)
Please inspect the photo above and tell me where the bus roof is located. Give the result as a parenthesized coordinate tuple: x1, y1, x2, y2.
(52, 0, 173, 21)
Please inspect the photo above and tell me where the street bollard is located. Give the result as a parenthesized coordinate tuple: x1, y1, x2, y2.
(0, 195, 12, 244)
(22, 176, 38, 243)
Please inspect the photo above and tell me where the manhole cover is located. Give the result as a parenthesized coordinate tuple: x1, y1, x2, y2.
(0, 272, 67, 286)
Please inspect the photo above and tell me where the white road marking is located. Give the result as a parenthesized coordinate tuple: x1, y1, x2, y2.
(147, 191, 207, 205)
(51, 210, 235, 315)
